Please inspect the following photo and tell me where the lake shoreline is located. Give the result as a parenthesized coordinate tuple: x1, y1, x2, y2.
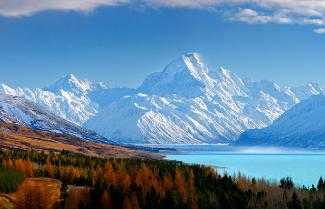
(166, 149, 325, 187)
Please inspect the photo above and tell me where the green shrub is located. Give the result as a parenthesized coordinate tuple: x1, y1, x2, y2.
(0, 168, 25, 193)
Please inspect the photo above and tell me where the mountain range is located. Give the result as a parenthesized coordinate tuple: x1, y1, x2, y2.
(0, 94, 112, 144)
(237, 94, 325, 149)
(0, 52, 324, 145)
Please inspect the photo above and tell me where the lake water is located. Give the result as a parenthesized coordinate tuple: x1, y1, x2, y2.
(167, 152, 325, 187)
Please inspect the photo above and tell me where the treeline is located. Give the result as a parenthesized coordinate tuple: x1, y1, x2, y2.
(1, 149, 325, 209)
(0, 149, 247, 209)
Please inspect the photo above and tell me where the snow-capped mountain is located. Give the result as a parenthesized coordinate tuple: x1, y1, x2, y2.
(0, 74, 135, 126)
(85, 53, 324, 144)
(0, 74, 106, 125)
(292, 82, 324, 101)
(237, 94, 325, 149)
(0, 94, 111, 143)
(1, 53, 324, 145)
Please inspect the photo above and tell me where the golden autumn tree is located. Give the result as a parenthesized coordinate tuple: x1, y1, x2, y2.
(188, 170, 198, 209)
(104, 162, 116, 187)
(134, 163, 157, 195)
(174, 168, 187, 201)
(123, 196, 132, 209)
(79, 187, 92, 207)
(63, 189, 80, 209)
(45, 160, 55, 178)
(100, 190, 112, 209)
(14, 159, 25, 173)
(7, 159, 14, 169)
(15, 181, 49, 209)
(25, 160, 35, 178)
(162, 175, 173, 197)
(131, 192, 141, 209)
(116, 164, 131, 192)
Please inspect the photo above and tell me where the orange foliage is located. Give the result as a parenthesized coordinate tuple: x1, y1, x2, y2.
(116, 164, 131, 192)
(104, 162, 116, 187)
(100, 190, 112, 209)
(64, 187, 91, 209)
(131, 192, 141, 209)
(174, 168, 187, 201)
(15, 178, 60, 209)
(123, 196, 132, 209)
(134, 163, 159, 195)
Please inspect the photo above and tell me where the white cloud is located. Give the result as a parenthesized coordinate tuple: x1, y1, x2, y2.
(314, 28, 325, 34)
(1, 0, 325, 33)
(302, 18, 325, 26)
(230, 8, 292, 24)
(143, 0, 325, 25)
(2, 0, 325, 21)
(143, 0, 229, 8)
(0, 0, 129, 17)
(144, 0, 325, 15)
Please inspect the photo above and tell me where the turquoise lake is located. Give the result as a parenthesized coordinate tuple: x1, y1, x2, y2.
(167, 153, 325, 187)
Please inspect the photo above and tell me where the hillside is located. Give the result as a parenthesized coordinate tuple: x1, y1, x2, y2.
(0, 122, 157, 159)
(0, 94, 112, 144)
(237, 94, 325, 149)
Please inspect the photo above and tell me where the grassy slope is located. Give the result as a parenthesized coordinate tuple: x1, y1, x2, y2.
(0, 122, 159, 159)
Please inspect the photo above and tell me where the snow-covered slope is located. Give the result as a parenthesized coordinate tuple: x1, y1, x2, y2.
(0, 74, 136, 126)
(237, 94, 325, 149)
(1, 53, 324, 145)
(0, 94, 111, 143)
(0, 74, 107, 125)
(85, 53, 324, 144)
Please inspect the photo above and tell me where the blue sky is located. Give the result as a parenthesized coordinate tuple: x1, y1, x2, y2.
(0, 0, 325, 88)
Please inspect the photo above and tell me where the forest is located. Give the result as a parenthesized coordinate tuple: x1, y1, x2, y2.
(1, 149, 325, 209)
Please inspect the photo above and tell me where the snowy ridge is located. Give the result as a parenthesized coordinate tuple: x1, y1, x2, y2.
(0, 94, 111, 144)
(1, 52, 324, 145)
(237, 94, 325, 149)
(85, 53, 324, 144)
(0, 74, 107, 125)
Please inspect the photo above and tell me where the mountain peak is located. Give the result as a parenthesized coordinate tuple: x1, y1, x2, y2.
(64, 73, 79, 82)
(163, 52, 210, 82)
(44, 74, 92, 95)
(137, 52, 211, 97)
(182, 52, 201, 60)
(292, 82, 324, 101)
(0, 83, 17, 95)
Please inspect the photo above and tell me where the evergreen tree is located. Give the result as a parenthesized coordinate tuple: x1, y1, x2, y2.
(287, 192, 302, 209)
(60, 181, 68, 208)
(317, 177, 325, 191)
